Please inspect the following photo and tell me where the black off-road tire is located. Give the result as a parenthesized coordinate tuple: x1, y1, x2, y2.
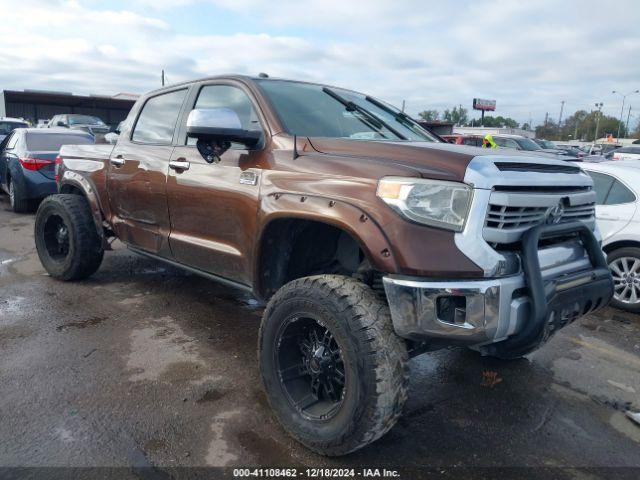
(35, 194, 104, 281)
(607, 247, 640, 313)
(8, 177, 32, 213)
(259, 275, 409, 456)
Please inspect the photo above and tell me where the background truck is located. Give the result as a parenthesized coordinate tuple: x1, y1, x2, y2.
(34, 75, 613, 456)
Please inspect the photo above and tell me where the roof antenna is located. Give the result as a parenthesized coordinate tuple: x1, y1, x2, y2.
(293, 134, 299, 159)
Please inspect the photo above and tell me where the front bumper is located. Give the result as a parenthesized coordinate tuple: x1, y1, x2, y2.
(383, 222, 614, 353)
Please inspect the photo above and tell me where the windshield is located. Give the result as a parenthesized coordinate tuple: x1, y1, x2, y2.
(26, 132, 94, 150)
(539, 139, 556, 148)
(256, 79, 437, 142)
(68, 115, 105, 126)
(0, 121, 28, 135)
(516, 138, 543, 151)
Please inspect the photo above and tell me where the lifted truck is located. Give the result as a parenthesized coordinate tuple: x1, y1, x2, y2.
(34, 75, 613, 456)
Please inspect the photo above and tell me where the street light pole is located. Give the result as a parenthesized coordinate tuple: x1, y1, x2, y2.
(612, 89, 639, 139)
(626, 105, 632, 137)
(558, 100, 565, 138)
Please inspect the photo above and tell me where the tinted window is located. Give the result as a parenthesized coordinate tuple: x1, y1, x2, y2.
(0, 121, 28, 135)
(26, 133, 94, 151)
(514, 138, 541, 151)
(606, 180, 636, 205)
(132, 89, 188, 144)
(586, 171, 615, 205)
(462, 137, 480, 146)
(494, 137, 517, 148)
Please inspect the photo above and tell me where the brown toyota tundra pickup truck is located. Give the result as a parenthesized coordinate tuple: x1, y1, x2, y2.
(34, 75, 614, 456)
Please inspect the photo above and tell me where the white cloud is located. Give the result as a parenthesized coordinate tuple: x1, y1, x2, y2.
(0, 0, 638, 126)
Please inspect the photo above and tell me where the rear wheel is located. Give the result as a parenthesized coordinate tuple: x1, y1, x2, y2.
(35, 194, 104, 280)
(608, 247, 640, 313)
(259, 275, 409, 456)
(8, 178, 31, 213)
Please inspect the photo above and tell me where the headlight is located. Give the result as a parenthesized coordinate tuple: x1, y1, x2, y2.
(377, 177, 472, 232)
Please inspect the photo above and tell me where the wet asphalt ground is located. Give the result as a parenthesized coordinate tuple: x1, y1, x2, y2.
(0, 193, 639, 479)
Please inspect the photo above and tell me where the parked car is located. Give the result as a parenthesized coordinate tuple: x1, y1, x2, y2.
(532, 138, 554, 148)
(580, 162, 640, 312)
(589, 143, 622, 156)
(48, 114, 110, 136)
(553, 143, 588, 159)
(0, 128, 94, 212)
(37, 75, 612, 456)
(0, 117, 29, 141)
(612, 146, 640, 161)
(491, 134, 578, 160)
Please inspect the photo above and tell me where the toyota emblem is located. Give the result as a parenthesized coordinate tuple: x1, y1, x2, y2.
(546, 203, 565, 224)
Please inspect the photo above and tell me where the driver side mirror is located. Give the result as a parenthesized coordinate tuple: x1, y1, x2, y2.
(186, 108, 261, 148)
(56, 121, 66, 127)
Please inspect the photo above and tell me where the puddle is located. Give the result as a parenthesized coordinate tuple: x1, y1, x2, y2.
(205, 410, 241, 466)
(126, 315, 205, 382)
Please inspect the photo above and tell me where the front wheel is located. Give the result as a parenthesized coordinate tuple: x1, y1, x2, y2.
(608, 247, 640, 313)
(35, 194, 104, 281)
(259, 275, 409, 456)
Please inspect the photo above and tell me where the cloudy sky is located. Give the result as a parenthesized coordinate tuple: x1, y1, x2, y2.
(1, 0, 639, 126)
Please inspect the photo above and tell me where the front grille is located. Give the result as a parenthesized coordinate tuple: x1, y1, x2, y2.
(483, 188, 596, 245)
(486, 202, 595, 230)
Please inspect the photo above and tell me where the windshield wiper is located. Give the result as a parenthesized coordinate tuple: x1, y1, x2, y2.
(365, 95, 436, 141)
(322, 87, 407, 140)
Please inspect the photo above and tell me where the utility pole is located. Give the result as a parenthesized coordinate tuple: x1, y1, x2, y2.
(626, 105, 632, 137)
(161, 69, 165, 87)
(594, 102, 603, 141)
(613, 89, 639, 139)
(544, 112, 548, 126)
(558, 100, 565, 138)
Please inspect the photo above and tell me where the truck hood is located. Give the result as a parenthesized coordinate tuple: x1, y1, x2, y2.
(307, 137, 550, 182)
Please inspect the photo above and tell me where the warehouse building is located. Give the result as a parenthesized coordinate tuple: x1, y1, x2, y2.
(0, 90, 138, 130)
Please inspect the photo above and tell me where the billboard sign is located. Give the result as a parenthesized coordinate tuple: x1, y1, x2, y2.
(473, 98, 496, 111)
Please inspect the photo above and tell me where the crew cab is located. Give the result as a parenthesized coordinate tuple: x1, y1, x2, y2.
(33, 75, 613, 456)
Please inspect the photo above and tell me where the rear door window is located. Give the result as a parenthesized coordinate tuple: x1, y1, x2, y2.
(586, 171, 615, 205)
(605, 180, 636, 205)
(26, 133, 94, 151)
(132, 89, 188, 144)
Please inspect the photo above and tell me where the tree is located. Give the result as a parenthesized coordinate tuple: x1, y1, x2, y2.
(535, 119, 559, 140)
(541, 109, 628, 141)
(467, 115, 519, 128)
(442, 106, 468, 126)
(418, 109, 440, 122)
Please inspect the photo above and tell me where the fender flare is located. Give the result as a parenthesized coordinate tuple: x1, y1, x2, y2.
(254, 192, 397, 294)
(59, 171, 105, 241)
